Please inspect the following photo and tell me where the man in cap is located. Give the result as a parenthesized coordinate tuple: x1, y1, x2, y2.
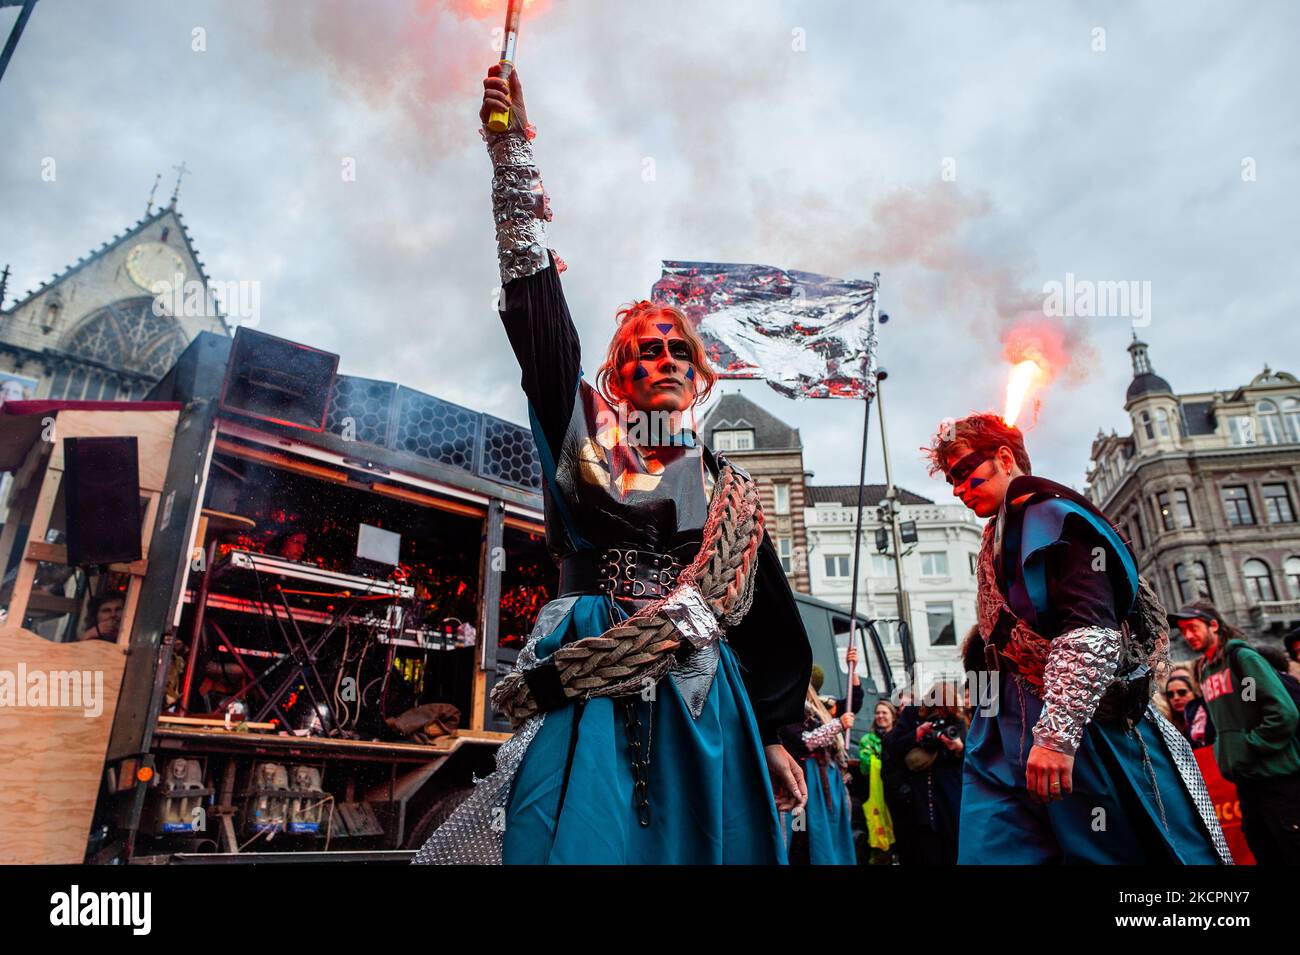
(1171, 598, 1300, 864)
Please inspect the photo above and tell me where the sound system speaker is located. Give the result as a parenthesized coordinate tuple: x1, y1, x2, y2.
(220, 327, 339, 432)
(64, 436, 142, 566)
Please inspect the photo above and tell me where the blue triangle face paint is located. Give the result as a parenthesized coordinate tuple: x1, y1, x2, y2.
(632, 363, 650, 380)
(685, 366, 694, 380)
(967, 476, 986, 488)
(655, 323, 674, 334)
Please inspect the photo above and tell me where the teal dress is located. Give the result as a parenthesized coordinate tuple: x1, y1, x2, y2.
(493, 255, 811, 865)
(778, 719, 857, 865)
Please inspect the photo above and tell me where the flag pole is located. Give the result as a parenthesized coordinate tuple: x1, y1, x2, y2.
(843, 272, 880, 748)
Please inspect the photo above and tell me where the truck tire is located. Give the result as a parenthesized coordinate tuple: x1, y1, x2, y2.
(402, 784, 475, 850)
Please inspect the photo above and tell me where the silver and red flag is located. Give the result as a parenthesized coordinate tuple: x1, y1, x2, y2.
(651, 261, 879, 401)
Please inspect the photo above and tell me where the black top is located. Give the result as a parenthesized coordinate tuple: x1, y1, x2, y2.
(1037, 512, 1121, 639)
(498, 257, 810, 743)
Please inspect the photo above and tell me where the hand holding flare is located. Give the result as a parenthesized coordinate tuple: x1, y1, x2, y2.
(480, 62, 529, 136)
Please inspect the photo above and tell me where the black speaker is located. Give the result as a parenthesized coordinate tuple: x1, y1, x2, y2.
(64, 436, 142, 566)
(220, 328, 338, 431)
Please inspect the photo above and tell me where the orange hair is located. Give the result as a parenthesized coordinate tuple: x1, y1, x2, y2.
(595, 301, 717, 407)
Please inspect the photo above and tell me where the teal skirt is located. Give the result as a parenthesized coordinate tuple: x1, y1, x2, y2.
(502, 595, 787, 864)
(959, 669, 1221, 864)
(782, 755, 858, 865)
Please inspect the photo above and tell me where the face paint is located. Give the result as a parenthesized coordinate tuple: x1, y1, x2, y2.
(655, 322, 674, 334)
(633, 363, 649, 380)
(685, 366, 694, 380)
(967, 475, 986, 488)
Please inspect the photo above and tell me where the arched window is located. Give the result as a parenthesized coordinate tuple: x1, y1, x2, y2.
(1140, 411, 1154, 441)
(1283, 398, 1300, 443)
(1155, 408, 1171, 438)
(1242, 559, 1277, 603)
(63, 297, 187, 379)
(1175, 561, 1212, 603)
(1257, 400, 1285, 445)
(1286, 556, 1300, 599)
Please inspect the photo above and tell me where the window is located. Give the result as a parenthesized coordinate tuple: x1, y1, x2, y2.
(925, 602, 956, 646)
(1140, 411, 1154, 441)
(1155, 408, 1171, 438)
(1131, 513, 1146, 549)
(920, 552, 949, 577)
(1257, 400, 1285, 445)
(1263, 483, 1296, 524)
(777, 537, 792, 573)
(713, 429, 754, 452)
(1228, 416, 1255, 446)
(1157, 492, 1175, 531)
(823, 554, 850, 578)
(1283, 398, 1300, 444)
(968, 553, 978, 576)
(1174, 562, 1211, 603)
(1221, 486, 1255, 526)
(1158, 489, 1194, 530)
(1285, 556, 1300, 599)
(773, 482, 790, 515)
(869, 554, 895, 577)
(1242, 559, 1277, 603)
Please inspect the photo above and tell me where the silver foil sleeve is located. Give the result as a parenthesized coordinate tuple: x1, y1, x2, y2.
(802, 719, 842, 751)
(1032, 625, 1122, 757)
(483, 124, 551, 284)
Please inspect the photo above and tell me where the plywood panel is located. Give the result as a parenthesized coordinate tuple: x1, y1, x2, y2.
(0, 626, 127, 863)
(49, 410, 179, 492)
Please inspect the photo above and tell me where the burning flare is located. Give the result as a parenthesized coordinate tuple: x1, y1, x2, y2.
(1003, 359, 1045, 427)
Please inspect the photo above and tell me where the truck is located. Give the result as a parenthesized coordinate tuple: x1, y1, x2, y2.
(0, 327, 893, 864)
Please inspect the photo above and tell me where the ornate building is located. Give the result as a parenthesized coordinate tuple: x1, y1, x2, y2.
(1086, 337, 1300, 641)
(698, 391, 811, 593)
(0, 202, 229, 405)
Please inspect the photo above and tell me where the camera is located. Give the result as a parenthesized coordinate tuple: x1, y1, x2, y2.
(918, 716, 961, 750)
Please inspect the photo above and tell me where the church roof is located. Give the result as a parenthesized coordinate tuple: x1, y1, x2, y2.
(698, 392, 802, 450)
(2, 203, 215, 317)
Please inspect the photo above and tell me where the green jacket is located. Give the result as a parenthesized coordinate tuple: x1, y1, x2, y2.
(1196, 639, 1300, 783)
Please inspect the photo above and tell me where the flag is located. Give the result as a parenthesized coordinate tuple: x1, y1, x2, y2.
(651, 261, 878, 400)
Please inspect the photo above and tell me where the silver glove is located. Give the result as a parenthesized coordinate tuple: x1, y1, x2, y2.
(483, 124, 551, 284)
(802, 719, 843, 751)
(1033, 625, 1121, 756)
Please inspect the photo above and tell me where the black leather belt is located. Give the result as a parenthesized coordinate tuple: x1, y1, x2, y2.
(560, 546, 689, 600)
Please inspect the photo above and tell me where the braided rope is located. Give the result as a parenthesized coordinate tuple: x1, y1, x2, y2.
(491, 464, 765, 727)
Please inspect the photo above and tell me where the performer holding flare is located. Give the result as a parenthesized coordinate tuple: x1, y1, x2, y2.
(925, 413, 1231, 864)
(414, 63, 811, 865)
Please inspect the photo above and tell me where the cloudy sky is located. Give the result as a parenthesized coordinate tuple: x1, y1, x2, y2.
(3, 0, 1297, 499)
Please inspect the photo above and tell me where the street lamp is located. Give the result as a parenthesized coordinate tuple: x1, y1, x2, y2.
(875, 367, 917, 684)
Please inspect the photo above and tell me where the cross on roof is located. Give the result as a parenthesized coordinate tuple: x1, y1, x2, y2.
(170, 160, 190, 206)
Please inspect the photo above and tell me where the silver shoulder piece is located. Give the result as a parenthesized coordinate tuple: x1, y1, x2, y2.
(483, 124, 551, 284)
(1032, 625, 1121, 756)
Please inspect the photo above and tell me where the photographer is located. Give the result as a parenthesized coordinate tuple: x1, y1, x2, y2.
(885, 680, 967, 865)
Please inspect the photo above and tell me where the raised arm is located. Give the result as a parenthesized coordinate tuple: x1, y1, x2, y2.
(480, 66, 581, 459)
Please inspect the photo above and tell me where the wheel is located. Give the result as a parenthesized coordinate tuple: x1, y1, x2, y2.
(402, 784, 476, 850)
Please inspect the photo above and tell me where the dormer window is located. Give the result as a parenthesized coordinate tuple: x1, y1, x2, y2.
(713, 428, 754, 451)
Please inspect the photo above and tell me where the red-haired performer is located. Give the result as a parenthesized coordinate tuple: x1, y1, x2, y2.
(414, 67, 811, 865)
(923, 413, 1230, 864)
